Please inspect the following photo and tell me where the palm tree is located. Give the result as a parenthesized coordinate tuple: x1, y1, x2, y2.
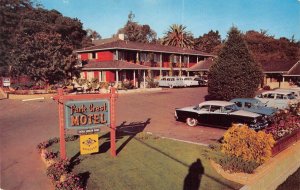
(162, 24, 194, 49)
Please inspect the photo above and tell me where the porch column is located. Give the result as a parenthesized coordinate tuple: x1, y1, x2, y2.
(282, 76, 285, 82)
(179, 55, 182, 76)
(197, 56, 199, 63)
(160, 53, 162, 77)
(133, 70, 136, 87)
(187, 55, 190, 68)
(136, 52, 139, 63)
(116, 50, 119, 60)
(116, 70, 119, 87)
(143, 70, 146, 89)
(187, 71, 190, 77)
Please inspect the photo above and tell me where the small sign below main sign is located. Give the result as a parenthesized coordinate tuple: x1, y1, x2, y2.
(65, 99, 110, 129)
(77, 128, 100, 135)
(80, 134, 99, 154)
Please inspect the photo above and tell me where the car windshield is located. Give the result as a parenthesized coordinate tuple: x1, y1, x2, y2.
(252, 100, 265, 107)
(287, 94, 295, 99)
(223, 104, 238, 113)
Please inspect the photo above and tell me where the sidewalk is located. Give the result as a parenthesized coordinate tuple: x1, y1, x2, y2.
(241, 141, 300, 190)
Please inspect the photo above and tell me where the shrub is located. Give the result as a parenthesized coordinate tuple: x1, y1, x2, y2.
(217, 155, 260, 174)
(54, 173, 83, 190)
(146, 78, 159, 88)
(37, 141, 50, 153)
(44, 151, 58, 160)
(221, 124, 275, 164)
(46, 159, 71, 181)
(263, 85, 271, 90)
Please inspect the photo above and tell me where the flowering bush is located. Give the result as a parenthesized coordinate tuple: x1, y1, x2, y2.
(46, 159, 71, 181)
(54, 173, 83, 190)
(44, 151, 58, 160)
(265, 109, 300, 140)
(222, 124, 275, 164)
(36, 141, 50, 153)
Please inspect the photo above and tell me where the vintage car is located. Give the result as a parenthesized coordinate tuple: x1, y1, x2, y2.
(158, 77, 184, 88)
(181, 77, 200, 87)
(193, 77, 208, 86)
(175, 101, 268, 130)
(274, 88, 300, 102)
(255, 91, 298, 109)
(230, 98, 277, 116)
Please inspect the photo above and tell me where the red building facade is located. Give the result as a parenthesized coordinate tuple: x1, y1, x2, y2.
(75, 39, 213, 84)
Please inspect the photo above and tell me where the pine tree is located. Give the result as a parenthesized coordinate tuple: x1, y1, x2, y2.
(208, 27, 263, 100)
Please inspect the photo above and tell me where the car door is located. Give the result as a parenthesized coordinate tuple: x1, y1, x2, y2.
(197, 105, 210, 125)
(206, 105, 224, 127)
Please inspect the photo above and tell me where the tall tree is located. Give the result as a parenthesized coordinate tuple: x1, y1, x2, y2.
(12, 32, 80, 85)
(0, 0, 32, 76)
(208, 27, 263, 100)
(195, 30, 222, 53)
(116, 11, 157, 43)
(162, 24, 194, 49)
(1, 0, 87, 85)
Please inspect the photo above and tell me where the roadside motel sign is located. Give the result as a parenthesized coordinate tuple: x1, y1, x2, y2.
(54, 88, 118, 159)
(65, 99, 110, 129)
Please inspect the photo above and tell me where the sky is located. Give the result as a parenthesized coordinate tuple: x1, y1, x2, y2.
(38, 0, 300, 40)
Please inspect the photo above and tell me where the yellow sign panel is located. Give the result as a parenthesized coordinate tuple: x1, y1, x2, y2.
(80, 134, 99, 155)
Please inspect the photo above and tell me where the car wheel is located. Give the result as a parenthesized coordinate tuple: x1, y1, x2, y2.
(169, 84, 173, 88)
(186, 118, 198, 127)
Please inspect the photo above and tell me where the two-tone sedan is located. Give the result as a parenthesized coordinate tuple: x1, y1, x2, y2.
(175, 101, 268, 130)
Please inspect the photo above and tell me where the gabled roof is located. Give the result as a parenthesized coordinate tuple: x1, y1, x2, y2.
(284, 61, 300, 76)
(82, 60, 150, 70)
(76, 40, 213, 57)
(261, 60, 297, 73)
(187, 58, 214, 71)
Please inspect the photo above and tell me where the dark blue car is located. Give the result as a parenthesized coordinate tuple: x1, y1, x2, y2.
(230, 98, 277, 116)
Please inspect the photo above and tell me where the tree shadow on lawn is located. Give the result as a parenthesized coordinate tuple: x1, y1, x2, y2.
(92, 118, 151, 155)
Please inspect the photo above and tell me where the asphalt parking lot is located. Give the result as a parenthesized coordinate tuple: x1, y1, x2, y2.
(0, 87, 225, 189)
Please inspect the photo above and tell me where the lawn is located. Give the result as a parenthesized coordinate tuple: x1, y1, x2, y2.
(49, 132, 242, 190)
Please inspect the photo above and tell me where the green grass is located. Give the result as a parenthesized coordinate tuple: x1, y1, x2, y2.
(49, 133, 242, 190)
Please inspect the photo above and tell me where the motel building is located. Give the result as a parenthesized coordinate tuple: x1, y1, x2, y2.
(75, 35, 213, 87)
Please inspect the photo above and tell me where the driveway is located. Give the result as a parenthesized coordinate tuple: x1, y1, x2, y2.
(0, 87, 225, 189)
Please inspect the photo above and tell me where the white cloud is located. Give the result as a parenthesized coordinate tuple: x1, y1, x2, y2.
(62, 0, 69, 4)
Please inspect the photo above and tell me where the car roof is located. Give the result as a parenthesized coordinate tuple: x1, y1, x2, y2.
(199, 101, 234, 107)
(261, 91, 292, 95)
(230, 98, 261, 103)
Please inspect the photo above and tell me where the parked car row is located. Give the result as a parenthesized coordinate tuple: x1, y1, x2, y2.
(158, 76, 207, 88)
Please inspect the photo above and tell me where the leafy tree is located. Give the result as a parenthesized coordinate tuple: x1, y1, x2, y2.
(162, 24, 194, 49)
(0, 0, 32, 76)
(86, 28, 101, 41)
(244, 30, 299, 64)
(195, 30, 222, 53)
(208, 27, 263, 100)
(1, 0, 87, 86)
(116, 11, 157, 43)
(11, 32, 80, 85)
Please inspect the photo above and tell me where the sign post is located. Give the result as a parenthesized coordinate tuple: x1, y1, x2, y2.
(54, 88, 118, 159)
(57, 88, 66, 159)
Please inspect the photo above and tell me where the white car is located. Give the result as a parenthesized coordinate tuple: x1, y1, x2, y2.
(255, 91, 298, 109)
(275, 88, 300, 102)
(181, 77, 199, 87)
(158, 77, 184, 88)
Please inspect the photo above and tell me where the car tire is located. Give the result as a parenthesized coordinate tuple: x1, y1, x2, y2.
(169, 84, 173, 88)
(186, 118, 198, 127)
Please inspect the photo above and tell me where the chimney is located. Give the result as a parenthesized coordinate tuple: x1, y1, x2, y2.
(118, 34, 125, 40)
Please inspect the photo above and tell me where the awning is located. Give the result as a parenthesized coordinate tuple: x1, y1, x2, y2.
(82, 60, 150, 70)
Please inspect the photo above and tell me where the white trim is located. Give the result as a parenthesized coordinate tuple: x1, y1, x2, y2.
(76, 47, 212, 57)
